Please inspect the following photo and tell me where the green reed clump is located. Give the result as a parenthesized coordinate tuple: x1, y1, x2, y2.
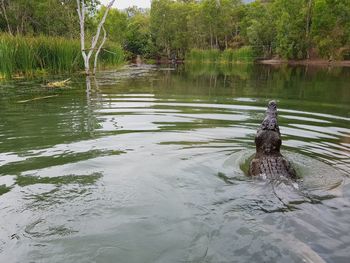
(99, 43, 124, 67)
(231, 46, 254, 62)
(35, 36, 83, 72)
(13, 37, 35, 73)
(0, 37, 15, 76)
(0, 34, 124, 77)
(187, 49, 221, 63)
(187, 46, 254, 64)
(220, 49, 233, 63)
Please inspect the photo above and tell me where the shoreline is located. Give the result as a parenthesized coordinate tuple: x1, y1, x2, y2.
(257, 59, 350, 67)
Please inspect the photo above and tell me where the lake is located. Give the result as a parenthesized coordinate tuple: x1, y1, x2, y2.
(0, 64, 349, 262)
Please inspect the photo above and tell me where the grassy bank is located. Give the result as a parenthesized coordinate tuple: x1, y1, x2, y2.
(0, 34, 124, 78)
(186, 47, 254, 64)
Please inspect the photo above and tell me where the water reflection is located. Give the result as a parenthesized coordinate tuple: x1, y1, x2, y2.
(0, 64, 349, 262)
(16, 172, 103, 187)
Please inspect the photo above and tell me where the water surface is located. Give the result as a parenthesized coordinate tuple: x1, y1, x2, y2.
(0, 64, 350, 262)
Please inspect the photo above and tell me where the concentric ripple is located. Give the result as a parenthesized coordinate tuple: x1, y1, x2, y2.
(0, 65, 349, 262)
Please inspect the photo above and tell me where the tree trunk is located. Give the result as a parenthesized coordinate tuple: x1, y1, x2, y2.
(0, 0, 12, 35)
(76, 0, 88, 74)
(305, 0, 313, 59)
(76, 0, 115, 75)
(210, 25, 213, 49)
(93, 26, 107, 75)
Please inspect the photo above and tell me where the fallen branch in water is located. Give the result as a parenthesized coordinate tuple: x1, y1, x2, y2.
(17, 95, 59, 103)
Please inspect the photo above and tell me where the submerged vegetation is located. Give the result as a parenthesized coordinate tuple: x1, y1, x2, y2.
(0, 34, 124, 77)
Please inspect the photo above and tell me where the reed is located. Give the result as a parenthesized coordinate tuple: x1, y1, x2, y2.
(99, 44, 124, 68)
(186, 47, 254, 64)
(0, 34, 124, 77)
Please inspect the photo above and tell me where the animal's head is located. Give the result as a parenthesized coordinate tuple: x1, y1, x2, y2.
(268, 100, 277, 111)
(266, 100, 278, 116)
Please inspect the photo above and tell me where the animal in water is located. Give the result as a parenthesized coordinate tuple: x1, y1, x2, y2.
(249, 100, 297, 179)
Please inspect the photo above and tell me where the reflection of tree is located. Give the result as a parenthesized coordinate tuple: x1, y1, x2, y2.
(85, 76, 93, 136)
(85, 76, 104, 136)
(0, 77, 103, 154)
(148, 64, 350, 117)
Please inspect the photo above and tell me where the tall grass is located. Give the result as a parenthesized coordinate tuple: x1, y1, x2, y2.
(99, 45, 124, 68)
(0, 34, 124, 77)
(186, 47, 254, 64)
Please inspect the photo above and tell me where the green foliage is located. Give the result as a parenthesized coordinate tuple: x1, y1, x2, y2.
(187, 49, 221, 63)
(97, 6, 128, 43)
(273, 0, 309, 59)
(99, 43, 124, 66)
(0, 34, 123, 77)
(0, 34, 82, 76)
(150, 0, 244, 57)
(0, 0, 79, 37)
(125, 9, 153, 56)
(241, 1, 275, 58)
(311, 0, 350, 59)
(148, 0, 350, 61)
(92, 6, 153, 57)
(1, 0, 350, 64)
(150, 0, 190, 58)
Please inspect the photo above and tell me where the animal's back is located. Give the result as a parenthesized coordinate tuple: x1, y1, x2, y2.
(249, 100, 296, 179)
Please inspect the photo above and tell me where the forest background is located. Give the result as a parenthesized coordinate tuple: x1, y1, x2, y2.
(1, 0, 350, 76)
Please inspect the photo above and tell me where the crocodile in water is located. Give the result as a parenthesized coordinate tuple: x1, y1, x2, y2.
(249, 100, 297, 179)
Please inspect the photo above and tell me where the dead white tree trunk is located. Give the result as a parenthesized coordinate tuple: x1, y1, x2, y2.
(76, 0, 116, 75)
(93, 26, 107, 75)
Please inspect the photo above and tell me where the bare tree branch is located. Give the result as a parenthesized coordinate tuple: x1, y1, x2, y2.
(93, 25, 107, 75)
(76, 0, 115, 75)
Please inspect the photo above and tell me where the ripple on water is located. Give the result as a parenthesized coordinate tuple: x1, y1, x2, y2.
(0, 65, 350, 262)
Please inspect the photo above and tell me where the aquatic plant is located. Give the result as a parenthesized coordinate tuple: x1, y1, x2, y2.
(98, 44, 125, 68)
(0, 34, 124, 77)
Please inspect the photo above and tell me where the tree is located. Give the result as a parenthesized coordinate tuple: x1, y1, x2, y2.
(311, 0, 350, 59)
(76, 0, 115, 75)
(125, 10, 152, 56)
(241, 1, 276, 58)
(0, 0, 12, 35)
(273, 0, 309, 59)
(150, 0, 174, 58)
(98, 6, 128, 43)
(0, 0, 94, 37)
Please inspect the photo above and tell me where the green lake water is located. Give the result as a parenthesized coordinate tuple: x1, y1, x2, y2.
(0, 64, 349, 262)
